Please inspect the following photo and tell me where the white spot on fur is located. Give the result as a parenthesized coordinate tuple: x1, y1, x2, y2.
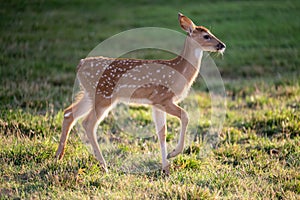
(64, 111, 72, 118)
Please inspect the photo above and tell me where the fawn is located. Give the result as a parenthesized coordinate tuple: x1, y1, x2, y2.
(55, 13, 226, 173)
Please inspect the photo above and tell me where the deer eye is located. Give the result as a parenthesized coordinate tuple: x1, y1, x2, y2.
(203, 35, 211, 40)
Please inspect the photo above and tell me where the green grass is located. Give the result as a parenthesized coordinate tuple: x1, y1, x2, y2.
(1, 0, 300, 199)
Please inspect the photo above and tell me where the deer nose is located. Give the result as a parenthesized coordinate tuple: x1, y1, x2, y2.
(216, 42, 226, 50)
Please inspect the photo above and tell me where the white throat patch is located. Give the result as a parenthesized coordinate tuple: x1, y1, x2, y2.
(194, 48, 203, 58)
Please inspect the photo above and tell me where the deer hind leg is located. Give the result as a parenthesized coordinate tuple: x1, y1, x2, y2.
(152, 107, 170, 174)
(163, 102, 189, 159)
(56, 93, 92, 160)
(82, 104, 111, 172)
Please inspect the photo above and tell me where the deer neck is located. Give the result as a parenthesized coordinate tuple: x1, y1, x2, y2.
(170, 36, 203, 84)
(181, 36, 203, 68)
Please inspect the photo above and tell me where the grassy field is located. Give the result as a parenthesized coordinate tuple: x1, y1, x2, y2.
(1, 0, 300, 199)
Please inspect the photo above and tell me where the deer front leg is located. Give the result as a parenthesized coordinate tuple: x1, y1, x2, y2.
(164, 102, 189, 159)
(152, 107, 170, 174)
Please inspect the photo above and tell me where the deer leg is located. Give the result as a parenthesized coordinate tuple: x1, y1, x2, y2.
(163, 102, 189, 159)
(55, 93, 92, 159)
(82, 107, 109, 172)
(152, 107, 170, 174)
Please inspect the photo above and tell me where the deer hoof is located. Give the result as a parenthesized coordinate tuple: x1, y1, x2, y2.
(162, 164, 170, 175)
(167, 149, 176, 159)
(100, 164, 108, 173)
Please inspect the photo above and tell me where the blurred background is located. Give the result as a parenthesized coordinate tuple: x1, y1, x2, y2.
(0, 0, 299, 111)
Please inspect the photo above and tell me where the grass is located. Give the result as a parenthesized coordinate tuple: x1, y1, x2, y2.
(1, 0, 300, 199)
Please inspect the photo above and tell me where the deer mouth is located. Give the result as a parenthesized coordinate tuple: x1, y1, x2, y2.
(218, 47, 225, 55)
(216, 42, 226, 54)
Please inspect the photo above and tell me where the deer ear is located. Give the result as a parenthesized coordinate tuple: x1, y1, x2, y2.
(178, 13, 196, 35)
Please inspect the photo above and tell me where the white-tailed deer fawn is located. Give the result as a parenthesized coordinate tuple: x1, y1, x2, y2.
(55, 13, 225, 173)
